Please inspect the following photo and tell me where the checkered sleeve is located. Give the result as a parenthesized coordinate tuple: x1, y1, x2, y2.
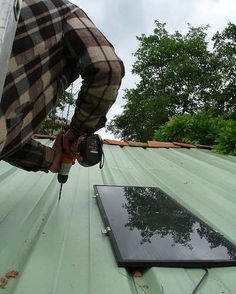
(63, 8, 125, 137)
(4, 139, 55, 172)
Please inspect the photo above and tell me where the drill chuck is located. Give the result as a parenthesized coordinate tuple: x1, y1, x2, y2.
(57, 162, 72, 183)
(57, 153, 74, 184)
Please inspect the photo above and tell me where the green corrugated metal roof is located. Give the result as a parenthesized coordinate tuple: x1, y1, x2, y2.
(0, 139, 236, 293)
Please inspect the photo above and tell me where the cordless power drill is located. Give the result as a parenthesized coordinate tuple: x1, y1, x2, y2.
(58, 133, 104, 200)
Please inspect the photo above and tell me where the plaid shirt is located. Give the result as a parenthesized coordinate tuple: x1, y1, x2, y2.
(0, 0, 124, 171)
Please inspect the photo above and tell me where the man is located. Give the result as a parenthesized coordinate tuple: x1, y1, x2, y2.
(0, 0, 124, 172)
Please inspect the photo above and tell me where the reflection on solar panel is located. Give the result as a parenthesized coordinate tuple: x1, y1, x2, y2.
(94, 185, 236, 268)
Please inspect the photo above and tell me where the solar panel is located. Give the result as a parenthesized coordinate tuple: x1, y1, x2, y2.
(94, 185, 236, 268)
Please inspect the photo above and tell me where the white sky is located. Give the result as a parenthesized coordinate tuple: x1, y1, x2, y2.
(69, 0, 236, 139)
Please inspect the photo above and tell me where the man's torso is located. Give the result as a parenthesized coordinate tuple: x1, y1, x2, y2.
(0, 0, 77, 158)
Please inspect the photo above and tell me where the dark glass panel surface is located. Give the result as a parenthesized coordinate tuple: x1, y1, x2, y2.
(95, 185, 236, 267)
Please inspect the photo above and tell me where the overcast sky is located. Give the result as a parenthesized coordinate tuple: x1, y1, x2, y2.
(70, 0, 236, 139)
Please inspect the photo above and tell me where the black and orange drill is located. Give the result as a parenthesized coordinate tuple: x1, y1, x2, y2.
(58, 150, 76, 200)
(58, 133, 104, 200)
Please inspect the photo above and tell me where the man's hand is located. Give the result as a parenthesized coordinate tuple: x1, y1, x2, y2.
(63, 129, 78, 158)
(49, 129, 79, 173)
(49, 132, 63, 173)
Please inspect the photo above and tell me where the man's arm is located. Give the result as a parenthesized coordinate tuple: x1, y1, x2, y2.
(4, 139, 54, 172)
(4, 134, 62, 172)
(62, 7, 125, 149)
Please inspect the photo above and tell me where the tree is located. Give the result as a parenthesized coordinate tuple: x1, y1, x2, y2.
(38, 90, 75, 135)
(212, 23, 236, 118)
(107, 88, 169, 141)
(108, 22, 236, 141)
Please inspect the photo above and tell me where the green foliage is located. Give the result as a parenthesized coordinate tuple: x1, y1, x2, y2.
(214, 120, 236, 155)
(154, 113, 236, 155)
(38, 91, 75, 135)
(212, 23, 236, 119)
(154, 112, 218, 144)
(39, 118, 65, 135)
(154, 114, 194, 143)
(108, 22, 236, 143)
(107, 89, 169, 141)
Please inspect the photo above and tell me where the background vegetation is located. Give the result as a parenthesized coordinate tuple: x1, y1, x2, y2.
(107, 22, 236, 155)
(38, 90, 75, 135)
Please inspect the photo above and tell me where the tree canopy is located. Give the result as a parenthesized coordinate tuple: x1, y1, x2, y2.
(107, 22, 236, 143)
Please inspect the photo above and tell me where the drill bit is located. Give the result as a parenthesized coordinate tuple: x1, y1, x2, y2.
(58, 183, 63, 201)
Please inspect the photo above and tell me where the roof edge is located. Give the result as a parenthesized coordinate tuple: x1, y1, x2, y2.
(33, 134, 212, 150)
